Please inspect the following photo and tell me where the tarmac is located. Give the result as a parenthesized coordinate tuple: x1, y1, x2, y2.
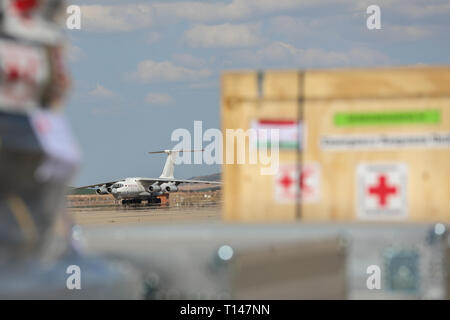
(69, 202, 222, 226)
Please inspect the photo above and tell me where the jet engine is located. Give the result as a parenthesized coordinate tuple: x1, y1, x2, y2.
(148, 184, 161, 192)
(96, 185, 109, 195)
(161, 183, 178, 193)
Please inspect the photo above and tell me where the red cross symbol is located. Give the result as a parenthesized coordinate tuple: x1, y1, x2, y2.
(5, 64, 34, 83)
(300, 169, 312, 193)
(5, 66, 20, 81)
(12, 0, 39, 19)
(368, 175, 397, 207)
(278, 173, 293, 190)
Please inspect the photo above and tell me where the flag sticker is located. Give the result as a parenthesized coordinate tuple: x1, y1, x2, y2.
(251, 119, 305, 150)
(356, 163, 408, 220)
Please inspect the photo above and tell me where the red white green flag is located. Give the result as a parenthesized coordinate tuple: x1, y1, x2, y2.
(250, 119, 305, 150)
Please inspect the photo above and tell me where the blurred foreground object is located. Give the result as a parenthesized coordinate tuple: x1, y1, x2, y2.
(0, 0, 141, 298)
(84, 222, 449, 299)
(222, 67, 450, 222)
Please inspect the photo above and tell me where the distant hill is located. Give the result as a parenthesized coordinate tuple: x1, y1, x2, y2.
(180, 172, 221, 192)
(189, 172, 221, 182)
(67, 187, 96, 195)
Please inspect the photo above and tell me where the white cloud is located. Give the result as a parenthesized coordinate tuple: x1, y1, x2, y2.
(184, 23, 261, 48)
(80, 4, 154, 32)
(145, 92, 174, 106)
(152, 0, 318, 22)
(89, 84, 115, 98)
(231, 41, 391, 68)
(77, 1, 329, 32)
(354, 0, 450, 19)
(78, 1, 450, 33)
(130, 60, 211, 83)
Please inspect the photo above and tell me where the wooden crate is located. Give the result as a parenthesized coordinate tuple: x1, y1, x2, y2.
(222, 67, 450, 222)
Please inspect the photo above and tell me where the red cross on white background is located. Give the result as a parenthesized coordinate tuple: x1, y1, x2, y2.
(357, 163, 408, 220)
(275, 163, 320, 204)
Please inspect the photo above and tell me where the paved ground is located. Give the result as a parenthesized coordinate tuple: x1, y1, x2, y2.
(69, 202, 222, 226)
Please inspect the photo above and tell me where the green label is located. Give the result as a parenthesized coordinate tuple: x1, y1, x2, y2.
(334, 110, 441, 126)
(256, 141, 300, 149)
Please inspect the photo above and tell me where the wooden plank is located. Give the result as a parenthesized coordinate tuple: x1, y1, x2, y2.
(262, 71, 302, 99)
(304, 66, 450, 99)
(222, 72, 302, 221)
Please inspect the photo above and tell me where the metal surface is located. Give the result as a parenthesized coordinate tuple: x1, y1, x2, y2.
(81, 222, 449, 299)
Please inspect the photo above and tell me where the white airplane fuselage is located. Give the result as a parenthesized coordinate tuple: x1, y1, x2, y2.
(107, 178, 152, 200)
(104, 177, 177, 200)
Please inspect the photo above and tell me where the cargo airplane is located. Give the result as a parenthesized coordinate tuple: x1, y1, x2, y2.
(76, 150, 221, 205)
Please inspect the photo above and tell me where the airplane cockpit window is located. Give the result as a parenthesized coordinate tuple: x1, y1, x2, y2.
(113, 183, 123, 188)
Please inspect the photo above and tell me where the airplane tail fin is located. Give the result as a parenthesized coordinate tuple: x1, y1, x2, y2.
(148, 149, 204, 179)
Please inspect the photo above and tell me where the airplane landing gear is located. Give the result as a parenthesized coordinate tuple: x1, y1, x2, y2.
(146, 197, 161, 205)
(120, 198, 161, 206)
(121, 199, 142, 205)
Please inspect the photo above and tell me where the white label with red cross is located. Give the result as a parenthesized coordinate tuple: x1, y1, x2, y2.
(0, 39, 49, 111)
(356, 163, 408, 220)
(274, 163, 320, 204)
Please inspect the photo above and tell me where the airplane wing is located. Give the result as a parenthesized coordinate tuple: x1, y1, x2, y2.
(74, 178, 221, 190)
(136, 178, 222, 188)
(74, 180, 121, 189)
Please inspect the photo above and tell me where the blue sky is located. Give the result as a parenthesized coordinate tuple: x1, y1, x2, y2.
(65, 0, 450, 186)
